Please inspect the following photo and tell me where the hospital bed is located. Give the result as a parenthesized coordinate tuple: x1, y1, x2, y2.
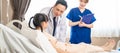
(0, 20, 120, 53)
(0, 20, 44, 53)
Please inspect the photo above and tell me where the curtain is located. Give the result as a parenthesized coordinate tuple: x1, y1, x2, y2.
(10, 0, 31, 29)
(10, 0, 31, 21)
(0, 0, 1, 22)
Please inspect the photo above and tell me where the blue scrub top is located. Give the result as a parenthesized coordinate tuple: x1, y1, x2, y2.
(67, 7, 96, 44)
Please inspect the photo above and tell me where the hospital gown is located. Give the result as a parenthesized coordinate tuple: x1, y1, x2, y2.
(38, 31, 105, 53)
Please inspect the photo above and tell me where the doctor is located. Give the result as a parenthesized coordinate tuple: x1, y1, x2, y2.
(40, 0, 68, 42)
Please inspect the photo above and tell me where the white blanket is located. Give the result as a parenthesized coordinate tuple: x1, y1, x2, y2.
(0, 24, 44, 53)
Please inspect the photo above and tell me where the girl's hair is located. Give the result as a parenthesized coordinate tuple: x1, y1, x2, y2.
(29, 13, 48, 32)
(80, 0, 89, 3)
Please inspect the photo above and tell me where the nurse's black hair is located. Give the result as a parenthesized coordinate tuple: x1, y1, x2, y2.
(55, 0, 68, 9)
(29, 13, 48, 32)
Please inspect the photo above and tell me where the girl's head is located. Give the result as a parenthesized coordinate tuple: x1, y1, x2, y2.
(29, 13, 48, 32)
(79, 0, 89, 8)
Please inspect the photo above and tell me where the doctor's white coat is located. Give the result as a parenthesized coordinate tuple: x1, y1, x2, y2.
(40, 7, 67, 42)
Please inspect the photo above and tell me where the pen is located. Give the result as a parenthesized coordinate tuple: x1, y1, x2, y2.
(79, 15, 82, 22)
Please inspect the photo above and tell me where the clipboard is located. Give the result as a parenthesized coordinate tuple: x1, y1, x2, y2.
(79, 14, 94, 24)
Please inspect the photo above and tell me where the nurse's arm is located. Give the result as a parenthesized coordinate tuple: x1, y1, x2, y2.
(68, 20, 80, 26)
(79, 22, 93, 28)
(84, 23, 93, 28)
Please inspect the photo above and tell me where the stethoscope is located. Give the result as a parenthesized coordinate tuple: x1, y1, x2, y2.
(48, 7, 53, 22)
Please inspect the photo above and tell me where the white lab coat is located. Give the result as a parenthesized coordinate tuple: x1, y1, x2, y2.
(40, 7, 67, 42)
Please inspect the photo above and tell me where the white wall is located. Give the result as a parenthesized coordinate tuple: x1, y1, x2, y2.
(25, 0, 56, 22)
(25, 0, 120, 37)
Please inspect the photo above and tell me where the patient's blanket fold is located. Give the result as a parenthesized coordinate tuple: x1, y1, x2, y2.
(0, 24, 44, 53)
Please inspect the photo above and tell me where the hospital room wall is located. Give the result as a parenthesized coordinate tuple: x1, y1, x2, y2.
(1, 0, 120, 37)
(25, 0, 120, 37)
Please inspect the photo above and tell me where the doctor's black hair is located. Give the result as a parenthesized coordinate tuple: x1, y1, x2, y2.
(55, 0, 68, 9)
(29, 13, 48, 32)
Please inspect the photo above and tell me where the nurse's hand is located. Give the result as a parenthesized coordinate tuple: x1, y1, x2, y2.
(79, 22, 93, 28)
(78, 22, 86, 27)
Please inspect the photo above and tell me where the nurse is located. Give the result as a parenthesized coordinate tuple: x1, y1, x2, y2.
(40, 0, 68, 42)
(66, 0, 96, 44)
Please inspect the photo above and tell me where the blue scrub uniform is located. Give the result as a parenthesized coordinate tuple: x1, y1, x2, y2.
(67, 7, 96, 44)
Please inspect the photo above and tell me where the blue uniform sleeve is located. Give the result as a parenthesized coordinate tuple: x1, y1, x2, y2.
(66, 9, 74, 21)
(90, 15, 96, 24)
(87, 9, 96, 24)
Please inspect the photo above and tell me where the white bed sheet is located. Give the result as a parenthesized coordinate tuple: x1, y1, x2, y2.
(97, 50, 120, 53)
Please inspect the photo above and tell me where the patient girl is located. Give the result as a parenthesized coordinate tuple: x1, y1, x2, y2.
(29, 13, 116, 53)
